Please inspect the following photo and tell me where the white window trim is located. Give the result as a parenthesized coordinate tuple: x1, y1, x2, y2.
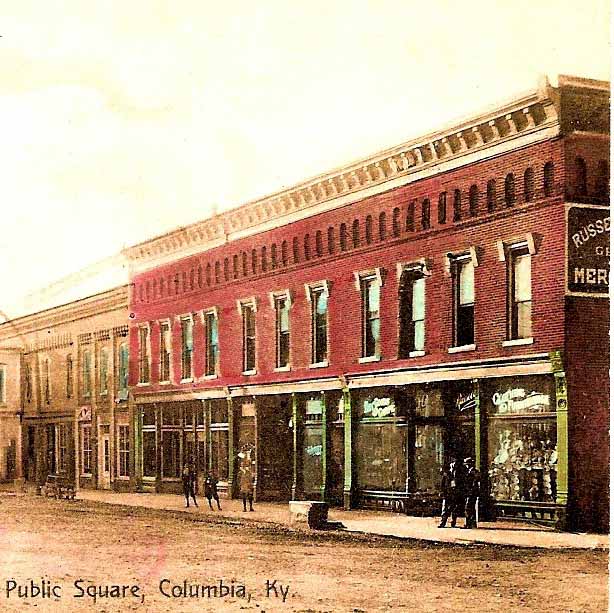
(137, 323, 152, 385)
(444, 246, 479, 277)
(270, 290, 292, 371)
(199, 308, 220, 379)
(177, 313, 195, 383)
(397, 260, 430, 356)
(158, 318, 173, 384)
(502, 337, 534, 347)
(409, 350, 426, 358)
(448, 343, 477, 354)
(495, 232, 538, 262)
(353, 267, 384, 292)
(354, 268, 383, 361)
(305, 280, 331, 367)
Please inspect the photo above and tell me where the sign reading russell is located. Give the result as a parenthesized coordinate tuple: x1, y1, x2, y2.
(567, 205, 610, 296)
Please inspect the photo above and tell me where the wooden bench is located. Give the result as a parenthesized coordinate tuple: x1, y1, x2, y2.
(42, 475, 76, 501)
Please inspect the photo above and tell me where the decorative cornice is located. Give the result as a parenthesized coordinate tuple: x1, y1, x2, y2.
(121, 75, 605, 272)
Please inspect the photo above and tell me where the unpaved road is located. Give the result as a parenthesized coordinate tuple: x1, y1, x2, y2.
(0, 494, 607, 612)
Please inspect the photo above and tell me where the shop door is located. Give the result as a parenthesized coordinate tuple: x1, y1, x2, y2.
(185, 431, 206, 493)
(99, 432, 111, 490)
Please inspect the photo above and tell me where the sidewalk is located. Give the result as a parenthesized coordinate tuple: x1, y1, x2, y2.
(78, 490, 609, 550)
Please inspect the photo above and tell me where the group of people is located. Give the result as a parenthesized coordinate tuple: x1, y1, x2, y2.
(180, 458, 256, 512)
(438, 456, 481, 529)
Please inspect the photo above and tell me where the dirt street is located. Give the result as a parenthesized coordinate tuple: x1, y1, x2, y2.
(0, 493, 607, 612)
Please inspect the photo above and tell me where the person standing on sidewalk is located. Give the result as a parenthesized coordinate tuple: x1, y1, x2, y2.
(438, 457, 466, 528)
(462, 457, 481, 529)
(181, 463, 198, 508)
(204, 473, 222, 510)
(239, 462, 255, 512)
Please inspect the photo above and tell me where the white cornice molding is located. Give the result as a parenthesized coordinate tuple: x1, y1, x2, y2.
(123, 82, 565, 274)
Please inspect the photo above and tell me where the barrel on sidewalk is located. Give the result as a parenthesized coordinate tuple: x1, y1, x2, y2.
(289, 501, 329, 529)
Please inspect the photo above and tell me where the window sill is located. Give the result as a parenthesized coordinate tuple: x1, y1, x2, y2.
(100, 391, 108, 397)
(448, 344, 477, 354)
(408, 350, 426, 358)
(80, 473, 93, 478)
(242, 370, 257, 376)
(159, 380, 171, 386)
(274, 366, 291, 373)
(180, 378, 194, 384)
(116, 476, 130, 481)
(309, 361, 329, 369)
(358, 355, 380, 364)
(502, 337, 534, 347)
(136, 382, 150, 387)
(201, 374, 218, 381)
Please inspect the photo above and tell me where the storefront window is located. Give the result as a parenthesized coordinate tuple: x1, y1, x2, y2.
(210, 429, 229, 481)
(303, 397, 324, 494)
(162, 431, 181, 478)
(485, 376, 557, 504)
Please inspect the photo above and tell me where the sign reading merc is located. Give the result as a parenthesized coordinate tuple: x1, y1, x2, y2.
(567, 205, 610, 296)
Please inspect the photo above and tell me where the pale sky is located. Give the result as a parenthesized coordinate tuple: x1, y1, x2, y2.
(0, 0, 610, 314)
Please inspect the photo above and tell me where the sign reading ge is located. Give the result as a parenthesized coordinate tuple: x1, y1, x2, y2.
(567, 205, 610, 296)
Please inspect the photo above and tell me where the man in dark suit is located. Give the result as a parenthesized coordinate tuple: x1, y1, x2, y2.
(462, 457, 481, 529)
(438, 457, 466, 528)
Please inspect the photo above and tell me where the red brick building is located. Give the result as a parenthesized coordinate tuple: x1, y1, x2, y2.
(124, 75, 609, 532)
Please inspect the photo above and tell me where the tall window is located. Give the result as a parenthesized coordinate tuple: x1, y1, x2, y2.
(81, 424, 92, 475)
(118, 424, 130, 478)
(399, 267, 426, 357)
(203, 310, 219, 376)
(523, 168, 535, 202)
(452, 256, 475, 347)
(406, 201, 415, 232)
(241, 302, 256, 373)
(378, 211, 387, 240)
(82, 350, 92, 397)
(392, 207, 401, 237)
(309, 284, 328, 365)
(43, 358, 51, 404)
(180, 316, 193, 380)
(509, 247, 532, 339)
(99, 348, 108, 395)
(159, 321, 171, 382)
(57, 424, 68, 472)
(275, 294, 291, 369)
(24, 362, 33, 403)
(543, 162, 555, 197)
(138, 327, 150, 384)
(487, 179, 497, 211)
(0, 364, 5, 403)
(420, 199, 430, 230)
(453, 189, 462, 221)
(438, 192, 447, 224)
(118, 343, 129, 394)
(359, 274, 381, 359)
(469, 185, 479, 216)
(365, 216, 373, 244)
(504, 173, 516, 206)
(66, 355, 73, 399)
(352, 220, 360, 248)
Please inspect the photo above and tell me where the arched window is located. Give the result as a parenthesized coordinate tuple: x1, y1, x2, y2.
(438, 192, 447, 224)
(406, 201, 415, 232)
(292, 237, 300, 263)
(575, 157, 587, 197)
(504, 173, 516, 206)
(469, 185, 479, 216)
(365, 215, 373, 244)
(181, 272, 186, 292)
(189, 268, 195, 290)
(421, 199, 430, 230)
(206, 263, 212, 286)
(392, 207, 401, 237)
(543, 162, 555, 197)
(242, 251, 248, 276)
(281, 241, 289, 266)
(261, 246, 268, 272)
(223, 258, 230, 281)
(327, 227, 335, 254)
(251, 249, 258, 274)
(315, 230, 323, 256)
(340, 223, 348, 251)
(270, 244, 277, 269)
(378, 211, 387, 240)
(523, 168, 535, 202)
(453, 189, 462, 221)
(487, 180, 497, 211)
(596, 160, 609, 200)
(160, 277, 166, 295)
(215, 261, 221, 284)
(304, 234, 311, 261)
(352, 219, 360, 248)
(197, 266, 202, 288)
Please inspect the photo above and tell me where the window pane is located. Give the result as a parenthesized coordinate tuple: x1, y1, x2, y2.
(414, 320, 425, 351)
(412, 277, 425, 321)
(457, 304, 474, 346)
(459, 261, 474, 305)
(517, 302, 532, 338)
(162, 431, 181, 478)
(414, 424, 444, 492)
(143, 431, 157, 478)
(316, 291, 327, 314)
(514, 254, 531, 301)
(303, 426, 323, 494)
(367, 279, 379, 312)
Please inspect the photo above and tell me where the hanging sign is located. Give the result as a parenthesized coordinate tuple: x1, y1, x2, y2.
(566, 205, 610, 297)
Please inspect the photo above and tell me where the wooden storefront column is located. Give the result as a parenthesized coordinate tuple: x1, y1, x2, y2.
(472, 378, 481, 468)
(342, 386, 353, 510)
(550, 350, 568, 529)
(291, 392, 299, 500)
(226, 394, 235, 498)
(320, 391, 328, 502)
